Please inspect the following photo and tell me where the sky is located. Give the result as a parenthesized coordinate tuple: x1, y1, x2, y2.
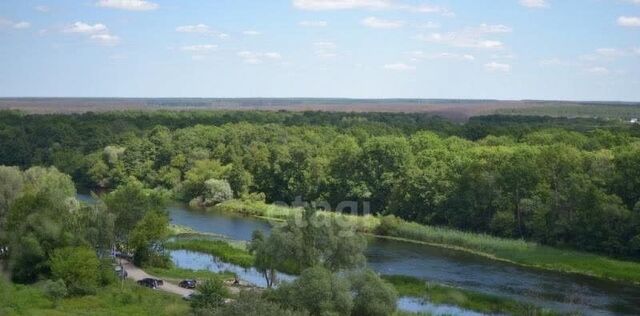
(0, 0, 639, 101)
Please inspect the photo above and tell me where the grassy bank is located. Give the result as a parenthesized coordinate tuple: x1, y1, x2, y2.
(216, 199, 640, 284)
(0, 278, 188, 316)
(147, 266, 234, 282)
(165, 239, 254, 268)
(383, 275, 556, 316)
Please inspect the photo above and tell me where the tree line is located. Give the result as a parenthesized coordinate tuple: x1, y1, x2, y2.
(1, 110, 640, 258)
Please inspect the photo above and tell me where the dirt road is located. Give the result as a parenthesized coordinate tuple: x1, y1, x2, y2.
(121, 260, 194, 297)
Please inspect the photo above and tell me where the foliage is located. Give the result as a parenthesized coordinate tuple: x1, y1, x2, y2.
(164, 239, 254, 268)
(42, 279, 68, 306)
(270, 266, 353, 316)
(383, 275, 555, 316)
(249, 209, 367, 287)
(201, 290, 308, 316)
(49, 247, 100, 296)
(348, 270, 398, 316)
(0, 277, 189, 316)
(190, 279, 229, 311)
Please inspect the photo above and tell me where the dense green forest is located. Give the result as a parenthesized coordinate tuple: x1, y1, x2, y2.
(1, 110, 640, 259)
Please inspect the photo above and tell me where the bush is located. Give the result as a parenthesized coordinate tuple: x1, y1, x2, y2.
(50, 246, 100, 295)
(204, 290, 308, 316)
(191, 279, 229, 311)
(42, 279, 68, 305)
(271, 266, 352, 316)
(349, 270, 398, 316)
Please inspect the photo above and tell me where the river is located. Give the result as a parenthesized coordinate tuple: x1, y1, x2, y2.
(79, 194, 640, 315)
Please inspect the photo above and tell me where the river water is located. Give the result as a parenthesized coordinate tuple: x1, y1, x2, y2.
(79, 194, 640, 315)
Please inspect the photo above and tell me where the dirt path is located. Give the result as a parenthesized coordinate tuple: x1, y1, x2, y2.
(121, 260, 194, 297)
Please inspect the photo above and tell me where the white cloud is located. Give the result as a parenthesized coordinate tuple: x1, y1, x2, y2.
(35, 5, 50, 12)
(243, 30, 261, 36)
(237, 51, 282, 64)
(361, 16, 404, 29)
(383, 63, 415, 71)
(64, 22, 108, 34)
(299, 20, 328, 27)
(484, 62, 511, 72)
(293, 0, 390, 10)
(519, 0, 548, 8)
(176, 24, 228, 38)
(313, 41, 338, 58)
(181, 44, 218, 53)
(417, 21, 440, 29)
(586, 66, 610, 75)
(409, 51, 475, 61)
(595, 48, 627, 58)
(64, 22, 120, 46)
(625, 0, 640, 4)
(90, 33, 120, 46)
(618, 16, 640, 27)
(12, 21, 30, 29)
(292, 0, 453, 16)
(419, 24, 511, 49)
(96, 0, 158, 11)
(0, 18, 31, 30)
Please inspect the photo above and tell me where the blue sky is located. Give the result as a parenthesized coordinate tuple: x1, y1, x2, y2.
(0, 0, 639, 100)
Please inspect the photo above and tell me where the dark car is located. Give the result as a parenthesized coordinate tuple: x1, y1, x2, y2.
(179, 279, 197, 289)
(137, 278, 163, 289)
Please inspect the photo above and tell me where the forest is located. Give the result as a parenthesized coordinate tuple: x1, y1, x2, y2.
(1, 109, 639, 258)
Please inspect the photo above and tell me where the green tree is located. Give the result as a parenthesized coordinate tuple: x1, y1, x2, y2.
(349, 270, 398, 316)
(190, 279, 229, 311)
(50, 246, 100, 295)
(271, 266, 352, 316)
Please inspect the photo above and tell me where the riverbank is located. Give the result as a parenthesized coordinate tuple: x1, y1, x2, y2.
(215, 199, 640, 284)
(383, 275, 557, 316)
(165, 239, 254, 268)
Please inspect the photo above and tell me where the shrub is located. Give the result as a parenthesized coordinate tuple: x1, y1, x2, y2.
(50, 246, 100, 295)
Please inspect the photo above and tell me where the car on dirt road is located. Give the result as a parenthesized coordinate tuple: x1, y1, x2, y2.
(179, 279, 197, 289)
(137, 278, 164, 289)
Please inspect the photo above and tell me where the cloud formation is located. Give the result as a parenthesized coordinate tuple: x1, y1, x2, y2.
(519, 0, 549, 8)
(383, 63, 415, 71)
(293, 0, 453, 16)
(237, 51, 282, 64)
(176, 24, 229, 38)
(618, 16, 640, 27)
(96, 0, 158, 11)
(485, 61, 511, 72)
(0, 18, 31, 29)
(361, 16, 404, 29)
(64, 22, 120, 45)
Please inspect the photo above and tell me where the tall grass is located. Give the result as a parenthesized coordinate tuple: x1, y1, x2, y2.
(216, 199, 640, 283)
(164, 239, 254, 268)
(0, 278, 189, 316)
(383, 275, 557, 316)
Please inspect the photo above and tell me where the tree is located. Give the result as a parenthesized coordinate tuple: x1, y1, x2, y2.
(349, 270, 398, 316)
(128, 210, 170, 267)
(204, 291, 308, 316)
(50, 246, 100, 295)
(249, 209, 367, 287)
(0, 166, 23, 241)
(271, 266, 352, 316)
(190, 279, 228, 311)
(198, 179, 233, 207)
(103, 179, 167, 247)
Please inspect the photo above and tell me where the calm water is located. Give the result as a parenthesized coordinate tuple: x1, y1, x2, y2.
(78, 194, 640, 315)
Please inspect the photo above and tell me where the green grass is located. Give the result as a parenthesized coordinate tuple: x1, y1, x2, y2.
(164, 239, 254, 268)
(383, 275, 556, 316)
(0, 278, 189, 316)
(146, 267, 235, 282)
(216, 199, 640, 284)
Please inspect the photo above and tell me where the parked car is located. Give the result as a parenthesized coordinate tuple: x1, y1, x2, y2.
(137, 278, 163, 289)
(179, 279, 197, 289)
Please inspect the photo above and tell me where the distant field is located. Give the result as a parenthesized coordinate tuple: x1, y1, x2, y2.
(0, 98, 638, 121)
